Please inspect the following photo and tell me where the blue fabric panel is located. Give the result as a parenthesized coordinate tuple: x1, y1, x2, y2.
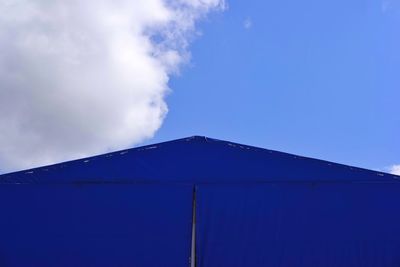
(0, 184, 193, 267)
(196, 183, 400, 267)
(1, 137, 396, 184)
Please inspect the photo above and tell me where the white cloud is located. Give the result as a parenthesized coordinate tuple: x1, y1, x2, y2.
(381, 0, 400, 13)
(243, 17, 252, 29)
(382, 0, 391, 12)
(0, 0, 224, 171)
(389, 165, 400, 176)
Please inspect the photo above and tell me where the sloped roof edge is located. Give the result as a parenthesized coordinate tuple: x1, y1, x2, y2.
(0, 136, 398, 183)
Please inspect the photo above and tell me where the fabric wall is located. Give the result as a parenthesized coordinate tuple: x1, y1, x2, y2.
(196, 183, 400, 267)
(2, 182, 400, 267)
(0, 184, 193, 267)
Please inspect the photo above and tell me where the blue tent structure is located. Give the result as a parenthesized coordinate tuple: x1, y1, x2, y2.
(0, 136, 399, 266)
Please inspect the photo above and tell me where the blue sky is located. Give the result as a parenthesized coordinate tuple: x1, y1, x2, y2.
(146, 0, 399, 172)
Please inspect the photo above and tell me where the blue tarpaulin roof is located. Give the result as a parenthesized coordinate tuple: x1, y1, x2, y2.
(1, 136, 399, 267)
(0, 136, 397, 184)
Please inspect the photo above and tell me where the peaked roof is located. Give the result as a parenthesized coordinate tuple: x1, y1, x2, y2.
(0, 136, 398, 184)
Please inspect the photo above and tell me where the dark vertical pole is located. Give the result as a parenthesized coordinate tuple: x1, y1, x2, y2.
(190, 185, 197, 267)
